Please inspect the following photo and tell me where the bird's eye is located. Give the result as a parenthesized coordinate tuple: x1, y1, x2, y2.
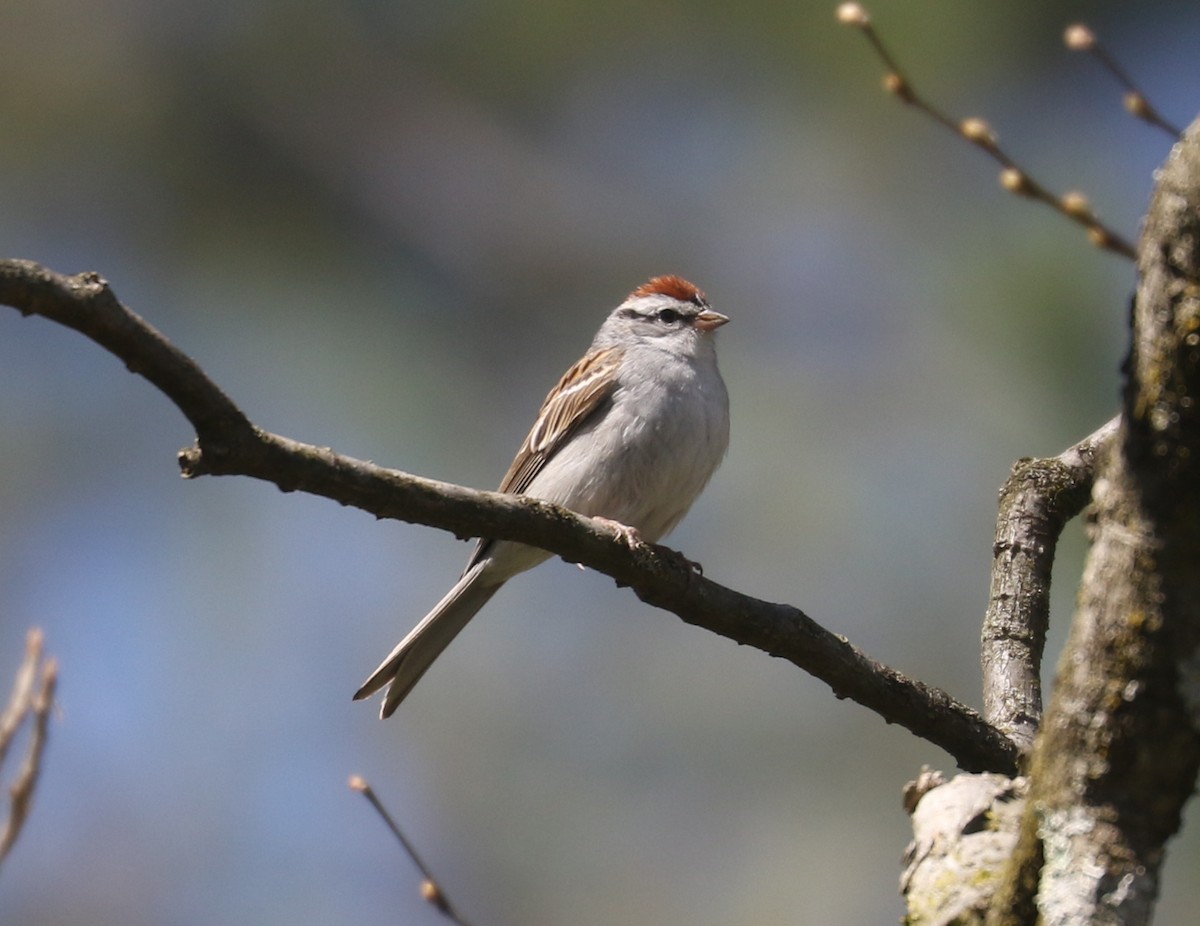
(657, 308, 680, 324)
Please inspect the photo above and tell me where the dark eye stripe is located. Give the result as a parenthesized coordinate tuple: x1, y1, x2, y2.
(619, 303, 699, 326)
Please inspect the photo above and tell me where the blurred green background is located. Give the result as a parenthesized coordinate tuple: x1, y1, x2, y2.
(1, 1, 1196, 923)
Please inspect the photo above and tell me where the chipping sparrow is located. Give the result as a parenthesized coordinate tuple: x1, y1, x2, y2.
(355, 275, 730, 717)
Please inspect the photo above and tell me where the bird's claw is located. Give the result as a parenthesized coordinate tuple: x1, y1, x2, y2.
(594, 516, 643, 548)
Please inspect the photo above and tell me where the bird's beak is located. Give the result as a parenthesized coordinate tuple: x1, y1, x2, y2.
(693, 309, 730, 332)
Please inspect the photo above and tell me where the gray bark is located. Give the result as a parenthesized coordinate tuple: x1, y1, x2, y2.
(908, 118, 1200, 926)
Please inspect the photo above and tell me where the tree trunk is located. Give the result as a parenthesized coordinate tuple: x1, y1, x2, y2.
(905, 118, 1200, 926)
(1022, 115, 1200, 926)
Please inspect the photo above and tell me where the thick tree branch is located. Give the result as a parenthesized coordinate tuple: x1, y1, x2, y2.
(993, 117, 1200, 926)
(980, 416, 1118, 752)
(0, 262, 253, 445)
(0, 257, 1018, 774)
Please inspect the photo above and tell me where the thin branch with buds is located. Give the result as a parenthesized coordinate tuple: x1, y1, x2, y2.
(836, 3, 1137, 260)
(0, 628, 58, 868)
(1063, 23, 1183, 140)
(349, 776, 474, 926)
(0, 257, 1018, 774)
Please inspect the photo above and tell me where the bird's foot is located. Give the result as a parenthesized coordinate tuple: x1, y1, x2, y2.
(593, 516, 644, 549)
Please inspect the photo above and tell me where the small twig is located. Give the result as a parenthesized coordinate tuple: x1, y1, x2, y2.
(837, 3, 1137, 260)
(980, 417, 1119, 753)
(0, 630, 43, 770)
(349, 776, 474, 926)
(0, 628, 58, 867)
(1064, 24, 1183, 140)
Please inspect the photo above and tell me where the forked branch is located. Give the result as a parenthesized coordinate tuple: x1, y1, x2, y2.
(0, 628, 58, 868)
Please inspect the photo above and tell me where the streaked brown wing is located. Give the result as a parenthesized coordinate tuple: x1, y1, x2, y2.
(498, 345, 622, 495)
(463, 346, 622, 573)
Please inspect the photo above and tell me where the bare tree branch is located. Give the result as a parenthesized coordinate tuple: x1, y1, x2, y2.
(0, 257, 1018, 774)
(906, 419, 1119, 924)
(838, 3, 1137, 260)
(349, 776, 475, 926)
(980, 416, 1119, 752)
(0, 628, 58, 868)
(0, 630, 44, 771)
(991, 117, 1200, 926)
(1063, 23, 1184, 140)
